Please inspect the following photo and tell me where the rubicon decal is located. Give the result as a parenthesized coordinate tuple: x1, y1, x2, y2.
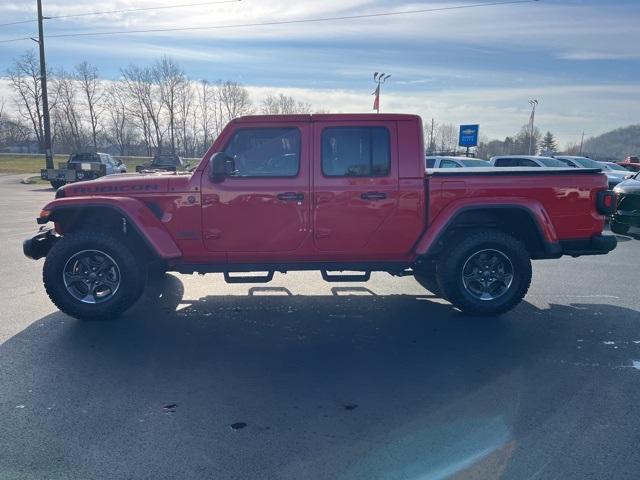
(71, 184, 161, 194)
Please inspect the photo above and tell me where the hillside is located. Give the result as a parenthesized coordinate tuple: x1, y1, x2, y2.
(583, 125, 640, 161)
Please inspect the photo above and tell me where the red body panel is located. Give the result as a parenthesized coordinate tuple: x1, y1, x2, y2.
(42, 114, 609, 267)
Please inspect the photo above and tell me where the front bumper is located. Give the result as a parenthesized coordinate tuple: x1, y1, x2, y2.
(612, 209, 640, 227)
(560, 234, 618, 257)
(23, 227, 59, 260)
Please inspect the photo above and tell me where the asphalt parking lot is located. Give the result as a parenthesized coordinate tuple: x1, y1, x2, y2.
(1, 173, 639, 480)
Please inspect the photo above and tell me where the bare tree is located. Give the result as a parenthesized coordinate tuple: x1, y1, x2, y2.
(436, 123, 458, 153)
(53, 68, 85, 151)
(75, 61, 104, 150)
(196, 80, 216, 153)
(155, 57, 186, 155)
(176, 80, 195, 157)
(121, 65, 165, 155)
(7, 50, 46, 152)
(104, 84, 137, 156)
(261, 93, 311, 114)
(216, 80, 253, 125)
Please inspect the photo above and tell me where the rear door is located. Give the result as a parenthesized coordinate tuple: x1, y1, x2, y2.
(312, 121, 399, 254)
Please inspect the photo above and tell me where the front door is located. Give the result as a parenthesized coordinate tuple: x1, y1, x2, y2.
(201, 123, 311, 255)
(312, 121, 399, 255)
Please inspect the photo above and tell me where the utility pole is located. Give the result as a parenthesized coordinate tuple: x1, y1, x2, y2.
(579, 131, 585, 154)
(36, 0, 53, 169)
(528, 99, 538, 155)
(428, 118, 435, 153)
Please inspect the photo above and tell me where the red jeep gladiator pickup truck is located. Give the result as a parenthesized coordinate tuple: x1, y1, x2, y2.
(24, 114, 617, 320)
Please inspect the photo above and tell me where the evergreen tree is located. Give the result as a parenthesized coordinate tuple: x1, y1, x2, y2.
(540, 131, 558, 153)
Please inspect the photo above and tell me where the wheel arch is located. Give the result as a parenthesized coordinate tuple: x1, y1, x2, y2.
(44, 198, 182, 260)
(416, 203, 561, 260)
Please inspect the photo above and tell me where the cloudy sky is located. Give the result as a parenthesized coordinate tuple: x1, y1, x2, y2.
(1, 0, 639, 146)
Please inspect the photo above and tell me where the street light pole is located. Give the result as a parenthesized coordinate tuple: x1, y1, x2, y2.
(36, 0, 53, 170)
(528, 99, 538, 156)
(372, 72, 391, 113)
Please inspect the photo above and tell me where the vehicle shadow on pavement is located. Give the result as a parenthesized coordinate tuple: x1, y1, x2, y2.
(1, 274, 639, 480)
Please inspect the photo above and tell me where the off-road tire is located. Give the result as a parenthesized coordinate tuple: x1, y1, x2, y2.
(43, 231, 145, 320)
(50, 180, 66, 189)
(610, 219, 630, 235)
(436, 230, 532, 316)
(414, 261, 445, 298)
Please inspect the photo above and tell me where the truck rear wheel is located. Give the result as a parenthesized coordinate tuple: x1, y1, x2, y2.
(43, 231, 145, 320)
(50, 180, 66, 189)
(437, 230, 532, 316)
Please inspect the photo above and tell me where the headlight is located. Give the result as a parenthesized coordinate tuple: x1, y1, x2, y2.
(77, 172, 85, 179)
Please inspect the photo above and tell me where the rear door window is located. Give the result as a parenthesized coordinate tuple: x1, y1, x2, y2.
(494, 158, 516, 167)
(517, 159, 539, 167)
(321, 127, 390, 177)
(441, 159, 462, 168)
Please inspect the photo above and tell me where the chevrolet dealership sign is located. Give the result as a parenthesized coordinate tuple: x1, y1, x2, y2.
(459, 124, 480, 147)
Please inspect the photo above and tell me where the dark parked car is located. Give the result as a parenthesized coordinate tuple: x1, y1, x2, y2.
(41, 152, 126, 189)
(136, 154, 186, 173)
(611, 170, 640, 234)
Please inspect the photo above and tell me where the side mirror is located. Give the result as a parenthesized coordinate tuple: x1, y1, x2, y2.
(209, 152, 235, 182)
(115, 159, 123, 166)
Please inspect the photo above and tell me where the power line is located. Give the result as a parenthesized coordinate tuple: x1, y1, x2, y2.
(0, 0, 242, 29)
(0, 0, 540, 44)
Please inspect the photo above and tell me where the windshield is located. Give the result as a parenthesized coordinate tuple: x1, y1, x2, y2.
(69, 154, 100, 163)
(571, 157, 603, 169)
(459, 159, 489, 167)
(538, 158, 568, 167)
(604, 163, 629, 171)
(152, 156, 180, 166)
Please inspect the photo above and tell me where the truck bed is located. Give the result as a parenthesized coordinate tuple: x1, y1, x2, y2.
(426, 167, 602, 176)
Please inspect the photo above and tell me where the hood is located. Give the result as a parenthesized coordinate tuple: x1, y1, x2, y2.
(59, 172, 172, 197)
(605, 171, 633, 179)
(613, 177, 640, 195)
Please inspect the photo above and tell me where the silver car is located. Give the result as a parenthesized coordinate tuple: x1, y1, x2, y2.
(554, 156, 629, 189)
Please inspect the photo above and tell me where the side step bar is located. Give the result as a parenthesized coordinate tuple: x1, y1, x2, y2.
(223, 271, 274, 284)
(321, 271, 371, 282)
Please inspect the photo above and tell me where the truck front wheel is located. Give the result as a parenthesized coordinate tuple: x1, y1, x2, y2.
(43, 231, 145, 320)
(437, 230, 532, 316)
(50, 180, 66, 189)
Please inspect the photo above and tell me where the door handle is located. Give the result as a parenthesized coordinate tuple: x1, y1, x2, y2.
(277, 192, 304, 201)
(360, 192, 387, 201)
